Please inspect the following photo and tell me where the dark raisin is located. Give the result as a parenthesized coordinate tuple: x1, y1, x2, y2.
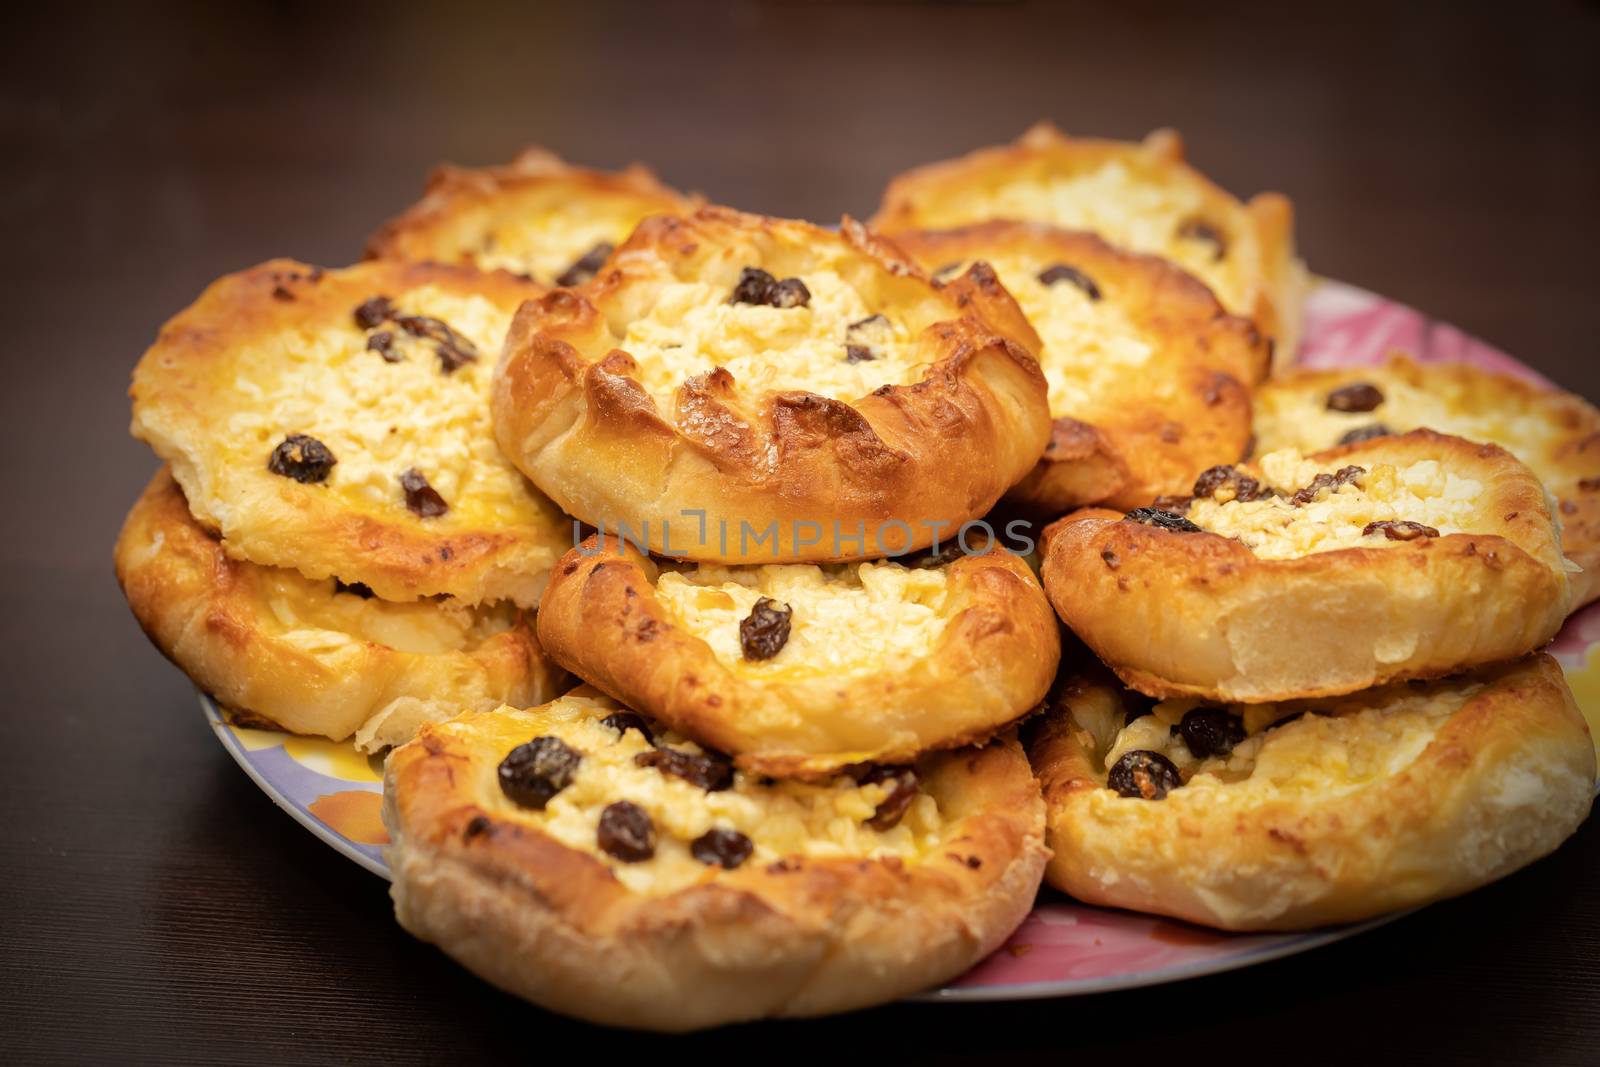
(333, 579, 374, 599)
(858, 766, 919, 830)
(1123, 693, 1158, 725)
(596, 801, 655, 862)
(1179, 706, 1247, 758)
(1176, 219, 1227, 261)
(366, 330, 402, 362)
(905, 539, 966, 569)
(555, 241, 615, 287)
(497, 736, 581, 810)
(635, 746, 734, 791)
(601, 711, 654, 743)
(844, 344, 876, 363)
(1036, 263, 1102, 300)
(1363, 519, 1440, 541)
(1266, 710, 1306, 731)
(1326, 382, 1385, 413)
(738, 597, 792, 660)
(1106, 750, 1183, 799)
(1290, 465, 1366, 506)
(1125, 507, 1203, 533)
(271, 284, 295, 302)
(729, 266, 778, 305)
(398, 468, 448, 518)
(354, 296, 394, 330)
(1191, 465, 1264, 502)
(267, 433, 337, 483)
(931, 261, 965, 283)
(768, 277, 811, 308)
(690, 827, 754, 869)
(729, 267, 811, 308)
(393, 314, 479, 373)
(848, 313, 889, 335)
(1338, 422, 1393, 446)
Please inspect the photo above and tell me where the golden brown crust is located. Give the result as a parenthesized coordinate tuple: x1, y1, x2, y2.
(491, 207, 1052, 562)
(535, 534, 1061, 776)
(129, 258, 568, 606)
(1040, 430, 1572, 701)
(366, 146, 698, 282)
(1254, 355, 1600, 609)
(871, 123, 1306, 366)
(114, 469, 567, 750)
(383, 691, 1047, 1031)
(894, 221, 1267, 511)
(1029, 655, 1595, 930)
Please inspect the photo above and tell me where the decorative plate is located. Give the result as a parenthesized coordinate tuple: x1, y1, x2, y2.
(203, 277, 1600, 1000)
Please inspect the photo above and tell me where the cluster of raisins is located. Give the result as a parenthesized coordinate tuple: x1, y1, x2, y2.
(490, 704, 926, 871)
(351, 295, 479, 373)
(729, 266, 811, 308)
(1289, 464, 1365, 506)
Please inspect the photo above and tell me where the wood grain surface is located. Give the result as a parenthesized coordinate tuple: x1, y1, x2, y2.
(3, 1, 1598, 1062)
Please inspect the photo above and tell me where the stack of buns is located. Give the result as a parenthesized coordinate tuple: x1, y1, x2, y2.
(116, 128, 1597, 1030)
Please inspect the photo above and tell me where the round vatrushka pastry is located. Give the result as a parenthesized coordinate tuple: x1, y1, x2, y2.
(1041, 429, 1573, 702)
(1028, 654, 1595, 931)
(892, 221, 1269, 511)
(1254, 354, 1600, 610)
(534, 532, 1060, 777)
(383, 688, 1047, 1030)
(871, 123, 1307, 366)
(491, 206, 1052, 562)
(114, 469, 568, 751)
(130, 259, 568, 607)
(366, 146, 698, 285)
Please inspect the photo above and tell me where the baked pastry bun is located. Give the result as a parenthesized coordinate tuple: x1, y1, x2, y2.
(383, 688, 1046, 1030)
(871, 123, 1306, 365)
(130, 259, 567, 607)
(893, 222, 1268, 512)
(535, 533, 1060, 777)
(114, 469, 567, 751)
(492, 206, 1051, 562)
(1029, 655, 1595, 931)
(366, 146, 697, 284)
(1255, 355, 1600, 609)
(1041, 430, 1572, 702)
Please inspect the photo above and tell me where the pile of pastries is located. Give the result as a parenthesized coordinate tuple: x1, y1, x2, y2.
(115, 124, 1598, 1030)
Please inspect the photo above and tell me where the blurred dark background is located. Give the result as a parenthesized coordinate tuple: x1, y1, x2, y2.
(3, 2, 1599, 1062)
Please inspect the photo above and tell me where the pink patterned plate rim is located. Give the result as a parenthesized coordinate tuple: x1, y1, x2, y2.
(201, 277, 1600, 1001)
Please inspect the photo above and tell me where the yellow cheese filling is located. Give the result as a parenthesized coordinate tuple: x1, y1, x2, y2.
(1084, 682, 1470, 798)
(912, 161, 1257, 315)
(1255, 371, 1575, 490)
(1184, 448, 1484, 560)
(478, 693, 949, 894)
(614, 271, 927, 402)
(942, 252, 1155, 416)
(652, 561, 953, 679)
(252, 568, 519, 656)
(467, 190, 664, 283)
(218, 286, 548, 529)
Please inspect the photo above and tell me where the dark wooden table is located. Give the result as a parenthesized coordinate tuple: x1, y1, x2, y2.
(5, 2, 1598, 1062)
